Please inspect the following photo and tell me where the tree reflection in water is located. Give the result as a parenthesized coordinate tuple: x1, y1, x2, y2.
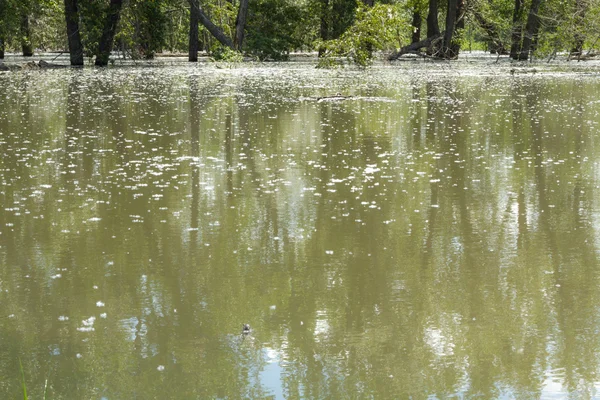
(0, 66, 599, 398)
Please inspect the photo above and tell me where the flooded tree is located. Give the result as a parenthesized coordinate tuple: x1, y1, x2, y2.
(63, 0, 83, 65)
(188, 0, 200, 61)
(473, 9, 506, 54)
(187, 0, 252, 52)
(125, 0, 168, 59)
(318, 0, 329, 56)
(234, 0, 250, 49)
(441, 0, 460, 57)
(0, 0, 5, 59)
(517, 0, 543, 60)
(411, 8, 422, 43)
(95, 0, 124, 66)
(20, 10, 32, 56)
(509, 0, 525, 58)
(320, 3, 409, 66)
(570, 0, 588, 56)
(427, 0, 440, 38)
(192, 1, 234, 49)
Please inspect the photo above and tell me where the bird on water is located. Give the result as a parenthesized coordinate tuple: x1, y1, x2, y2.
(242, 324, 251, 334)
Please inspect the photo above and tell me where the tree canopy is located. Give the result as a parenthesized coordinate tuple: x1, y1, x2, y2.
(0, 0, 599, 65)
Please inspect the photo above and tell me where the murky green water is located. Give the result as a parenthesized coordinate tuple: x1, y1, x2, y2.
(2, 62, 600, 398)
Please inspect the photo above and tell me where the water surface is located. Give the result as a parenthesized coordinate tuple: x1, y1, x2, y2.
(1, 62, 600, 398)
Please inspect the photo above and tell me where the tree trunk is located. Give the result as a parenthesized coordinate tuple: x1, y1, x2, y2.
(234, 0, 249, 50)
(194, 3, 234, 49)
(442, 0, 457, 57)
(427, 0, 440, 37)
(412, 10, 422, 44)
(509, 0, 524, 58)
(518, 0, 543, 60)
(319, 0, 329, 57)
(1, 0, 7, 59)
(570, 0, 587, 57)
(571, 37, 584, 58)
(95, 0, 123, 66)
(188, 0, 200, 61)
(449, 0, 465, 56)
(388, 32, 444, 60)
(64, 0, 84, 65)
(21, 13, 33, 56)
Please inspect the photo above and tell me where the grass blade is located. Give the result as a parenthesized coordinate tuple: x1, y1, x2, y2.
(18, 358, 27, 400)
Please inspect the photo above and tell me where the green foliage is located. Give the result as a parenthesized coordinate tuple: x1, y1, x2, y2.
(79, 0, 108, 58)
(533, 0, 573, 58)
(197, 0, 238, 56)
(245, 0, 307, 60)
(30, 0, 65, 51)
(118, 0, 168, 59)
(585, 3, 600, 51)
(330, 0, 359, 38)
(135, 0, 168, 58)
(210, 45, 243, 62)
(205, 0, 238, 41)
(0, 0, 17, 46)
(164, 0, 189, 52)
(1, 0, 600, 61)
(472, 0, 514, 42)
(0, 0, 64, 52)
(469, 0, 600, 59)
(317, 3, 410, 67)
(532, 0, 600, 58)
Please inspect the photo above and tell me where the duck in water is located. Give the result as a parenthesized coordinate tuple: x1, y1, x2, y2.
(242, 324, 251, 335)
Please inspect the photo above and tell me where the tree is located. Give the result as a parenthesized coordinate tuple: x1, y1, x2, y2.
(192, 1, 234, 49)
(331, 0, 358, 38)
(95, 0, 124, 66)
(21, 9, 33, 56)
(64, 0, 83, 65)
(412, 8, 422, 43)
(242, 0, 302, 60)
(0, 0, 6, 59)
(315, 0, 359, 56)
(570, 0, 588, 56)
(243, 0, 308, 60)
(122, 0, 168, 59)
(319, 0, 329, 55)
(234, 0, 249, 49)
(442, 0, 458, 56)
(427, 0, 440, 37)
(518, 0, 543, 59)
(438, 0, 466, 58)
(0, 0, 26, 58)
(188, 0, 200, 61)
(509, 0, 525, 58)
(473, 9, 507, 53)
(319, 4, 409, 67)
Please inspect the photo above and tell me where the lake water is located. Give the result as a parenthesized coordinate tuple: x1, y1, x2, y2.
(2, 60, 600, 398)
